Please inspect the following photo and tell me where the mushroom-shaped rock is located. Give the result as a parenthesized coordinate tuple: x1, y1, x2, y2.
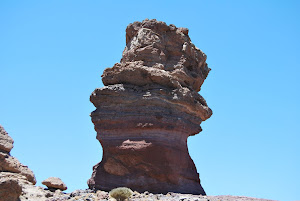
(0, 125, 14, 153)
(88, 19, 212, 195)
(42, 177, 67, 191)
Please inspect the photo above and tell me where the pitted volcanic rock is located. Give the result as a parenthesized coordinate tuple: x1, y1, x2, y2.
(88, 19, 212, 195)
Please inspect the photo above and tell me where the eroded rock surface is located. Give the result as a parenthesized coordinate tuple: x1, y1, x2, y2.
(0, 125, 37, 201)
(88, 19, 212, 194)
(0, 125, 14, 153)
(0, 125, 36, 185)
(0, 172, 22, 201)
(0, 125, 70, 201)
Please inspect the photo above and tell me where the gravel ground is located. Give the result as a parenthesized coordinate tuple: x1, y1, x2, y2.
(31, 189, 276, 201)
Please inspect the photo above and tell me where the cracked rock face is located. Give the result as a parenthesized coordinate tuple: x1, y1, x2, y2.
(88, 19, 212, 195)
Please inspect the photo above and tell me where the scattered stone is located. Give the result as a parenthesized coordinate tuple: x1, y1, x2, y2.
(42, 177, 67, 191)
(96, 190, 109, 200)
(3, 185, 276, 201)
(70, 189, 93, 197)
(88, 19, 212, 195)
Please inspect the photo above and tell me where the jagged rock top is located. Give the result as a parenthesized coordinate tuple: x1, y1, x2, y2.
(0, 125, 14, 153)
(102, 19, 210, 92)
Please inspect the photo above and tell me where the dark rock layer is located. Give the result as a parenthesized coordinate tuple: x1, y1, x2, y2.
(88, 19, 212, 195)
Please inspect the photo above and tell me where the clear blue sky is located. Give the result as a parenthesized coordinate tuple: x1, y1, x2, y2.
(0, 1, 299, 201)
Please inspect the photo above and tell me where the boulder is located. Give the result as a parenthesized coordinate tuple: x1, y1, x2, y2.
(88, 19, 212, 195)
(42, 177, 67, 191)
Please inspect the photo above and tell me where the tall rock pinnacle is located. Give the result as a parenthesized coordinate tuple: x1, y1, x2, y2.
(88, 19, 212, 195)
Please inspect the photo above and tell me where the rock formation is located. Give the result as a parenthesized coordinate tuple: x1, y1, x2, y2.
(0, 172, 22, 201)
(0, 125, 36, 201)
(0, 125, 14, 153)
(88, 19, 212, 195)
(42, 177, 68, 191)
(0, 125, 36, 185)
(0, 125, 70, 201)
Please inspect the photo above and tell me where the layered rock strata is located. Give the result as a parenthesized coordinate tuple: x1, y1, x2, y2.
(0, 125, 36, 201)
(0, 125, 36, 184)
(88, 19, 212, 195)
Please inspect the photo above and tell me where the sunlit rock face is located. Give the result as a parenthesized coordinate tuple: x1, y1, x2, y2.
(0, 125, 36, 185)
(88, 19, 212, 195)
(0, 125, 37, 201)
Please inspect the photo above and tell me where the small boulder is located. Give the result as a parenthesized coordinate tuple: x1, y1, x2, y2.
(42, 177, 67, 191)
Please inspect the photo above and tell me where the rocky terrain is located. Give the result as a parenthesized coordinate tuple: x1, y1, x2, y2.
(0, 128, 275, 201)
(0, 19, 277, 201)
(88, 19, 212, 195)
(44, 189, 276, 201)
(0, 125, 68, 201)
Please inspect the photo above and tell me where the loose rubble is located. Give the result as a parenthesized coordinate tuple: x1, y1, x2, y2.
(43, 189, 276, 201)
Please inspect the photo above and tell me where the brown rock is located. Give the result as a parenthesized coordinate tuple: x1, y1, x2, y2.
(103, 19, 210, 92)
(42, 177, 67, 191)
(0, 152, 36, 184)
(0, 125, 36, 185)
(0, 172, 67, 201)
(0, 125, 14, 153)
(0, 173, 22, 201)
(0, 126, 67, 200)
(88, 19, 212, 195)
